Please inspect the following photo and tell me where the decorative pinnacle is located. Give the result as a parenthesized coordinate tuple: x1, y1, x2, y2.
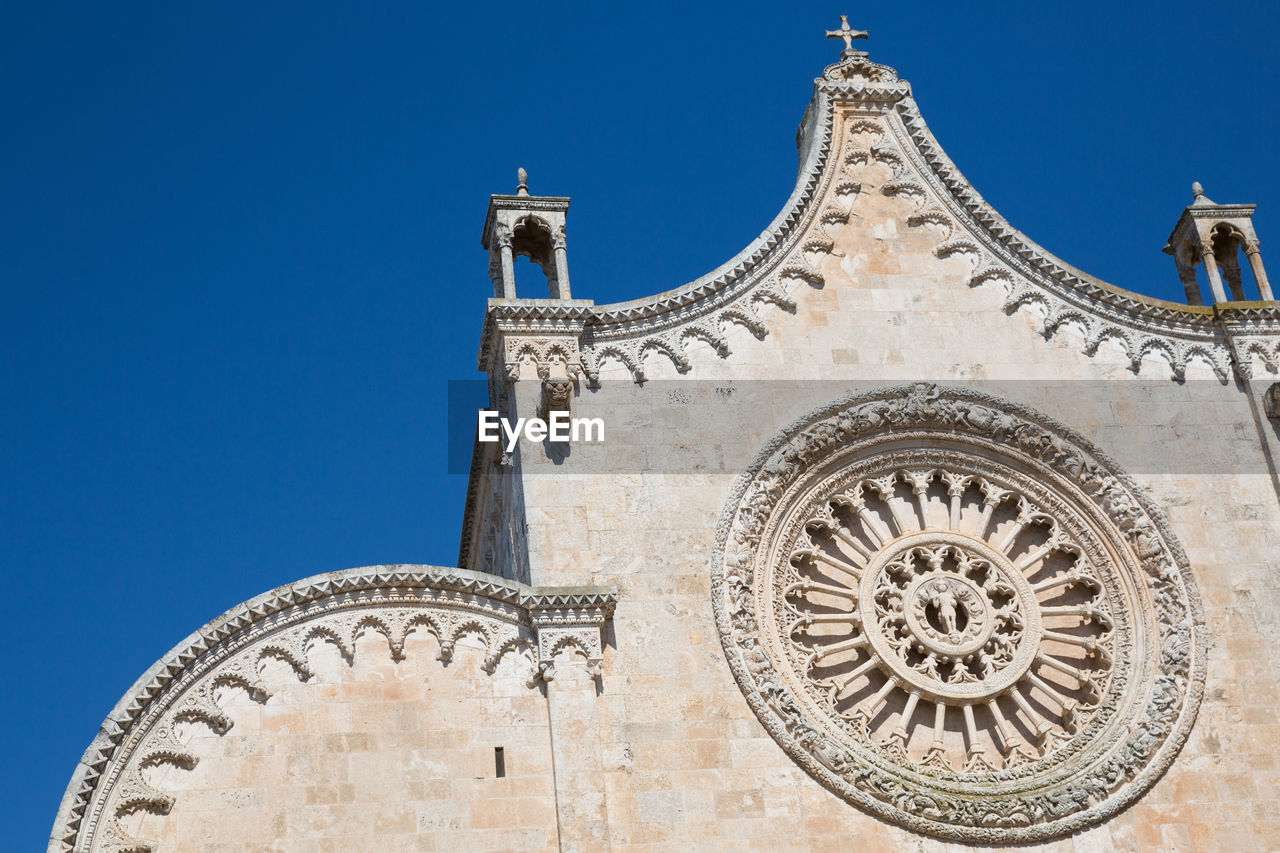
(825, 15, 868, 52)
(1189, 181, 1216, 207)
(516, 167, 529, 196)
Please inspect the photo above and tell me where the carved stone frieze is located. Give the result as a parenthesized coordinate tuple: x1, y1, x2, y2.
(50, 566, 616, 853)
(531, 624, 606, 681)
(477, 301, 591, 381)
(710, 384, 1204, 842)
(506, 338, 583, 381)
(1215, 302, 1280, 378)
(527, 590, 613, 680)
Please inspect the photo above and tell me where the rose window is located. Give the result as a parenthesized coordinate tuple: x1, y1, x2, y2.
(786, 469, 1114, 773)
(713, 385, 1203, 842)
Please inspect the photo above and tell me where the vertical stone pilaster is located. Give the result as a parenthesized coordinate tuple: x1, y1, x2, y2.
(544, 658, 610, 852)
(469, 299, 598, 589)
(1211, 303, 1280, 503)
(530, 597, 614, 852)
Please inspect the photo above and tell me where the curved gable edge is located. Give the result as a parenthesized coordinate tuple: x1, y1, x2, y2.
(49, 566, 616, 853)
(518, 54, 1280, 384)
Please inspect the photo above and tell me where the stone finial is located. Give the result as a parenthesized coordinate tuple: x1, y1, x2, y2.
(516, 167, 529, 197)
(825, 15, 868, 53)
(1190, 181, 1215, 206)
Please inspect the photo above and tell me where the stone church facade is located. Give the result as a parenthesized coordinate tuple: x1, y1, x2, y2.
(52, 24, 1280, 853)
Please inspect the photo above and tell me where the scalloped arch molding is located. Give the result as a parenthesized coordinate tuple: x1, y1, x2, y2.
(479, 46, 1280, 384)
(50, 568, 616, 853)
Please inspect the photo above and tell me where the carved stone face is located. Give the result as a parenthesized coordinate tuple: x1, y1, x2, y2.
(541, 378, 573, 414)
(712, 385, 1204, 843)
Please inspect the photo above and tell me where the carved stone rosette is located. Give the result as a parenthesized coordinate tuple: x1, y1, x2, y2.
(710, 384, 1204, 842)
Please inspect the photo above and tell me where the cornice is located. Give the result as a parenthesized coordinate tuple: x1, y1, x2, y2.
(877, 97, 1240, 380)
(891, 98, 1218, 328)
(481, 194, 571, 248)
(476, 298, 595, 370)
(1214, 301, 1280, 325)
(1166, 202, 1259, 246)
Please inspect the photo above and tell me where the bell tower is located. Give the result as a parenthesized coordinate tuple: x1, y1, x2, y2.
(481, 168, 572, 300)
(1164, 181, 1273, 304)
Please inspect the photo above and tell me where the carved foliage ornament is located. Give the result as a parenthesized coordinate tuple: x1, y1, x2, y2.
(710, 384, 1204, 842)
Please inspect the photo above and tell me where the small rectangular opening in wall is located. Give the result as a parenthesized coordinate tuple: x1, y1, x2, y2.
(494, 746, 506, 778)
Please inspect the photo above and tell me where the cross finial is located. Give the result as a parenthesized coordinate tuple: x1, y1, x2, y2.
(825, 15, 868, 52)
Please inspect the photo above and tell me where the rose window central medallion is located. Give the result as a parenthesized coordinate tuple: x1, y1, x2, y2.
(859, 532, 1042, 705)
(909, 574, 988, 651)
(712, 386, 1204, 843)
(906, 570, 993, 658)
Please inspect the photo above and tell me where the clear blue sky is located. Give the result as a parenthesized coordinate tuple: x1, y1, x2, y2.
(4, 2, 1277, 846)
